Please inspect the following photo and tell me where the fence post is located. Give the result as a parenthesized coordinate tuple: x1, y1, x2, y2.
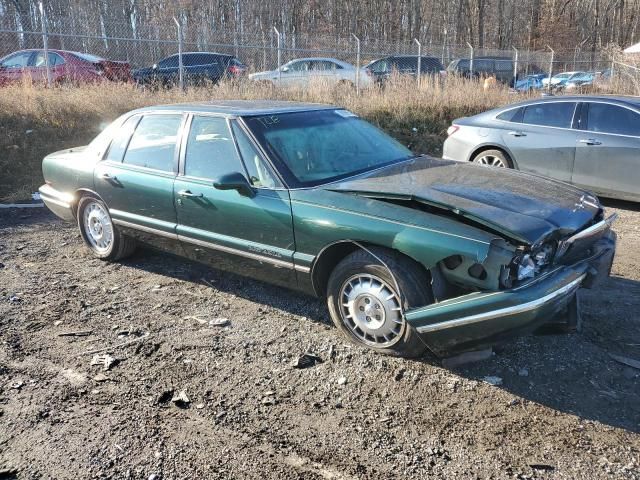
(351, 33, 361, 95)
(38, 2, 52, 87)
(414, 38, 422, 86)
(273, 26, 281, 84)
(512, 46, 518, 85)
(442, 28, 447, 65)
(546, 45, 554, 93)
(466, 42, 474, 78)
(610, 58, 615, 80)
(173, 17, 184, 92)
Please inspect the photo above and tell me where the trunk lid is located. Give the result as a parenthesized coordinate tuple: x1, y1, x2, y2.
(326, 157, 601, 245)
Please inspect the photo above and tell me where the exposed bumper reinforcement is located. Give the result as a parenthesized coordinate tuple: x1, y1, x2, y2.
(406, 230, 616, 356)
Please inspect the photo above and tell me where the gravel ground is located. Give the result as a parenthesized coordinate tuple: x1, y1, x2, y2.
(0, 203, 639, 480)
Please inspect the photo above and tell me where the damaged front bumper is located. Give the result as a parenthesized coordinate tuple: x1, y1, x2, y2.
(406, 229, 616, 357)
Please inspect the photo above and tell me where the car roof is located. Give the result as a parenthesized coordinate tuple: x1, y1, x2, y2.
(130, 100, 337, 117)
(495, 95, 640, 110)
(167, 52, 233, 56)
(285, 57, 353, 65)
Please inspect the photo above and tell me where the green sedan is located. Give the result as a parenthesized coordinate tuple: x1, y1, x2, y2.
(39, 100, 617, 358)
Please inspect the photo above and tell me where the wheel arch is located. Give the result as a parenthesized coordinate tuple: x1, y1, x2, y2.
(72, 188, 107, 218)
(467, 144, 518, 169)
(310, 240, 431, 298)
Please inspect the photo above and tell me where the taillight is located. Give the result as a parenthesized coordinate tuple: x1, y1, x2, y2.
(227, 65, 244, 75)
(447, 125, 459, 136)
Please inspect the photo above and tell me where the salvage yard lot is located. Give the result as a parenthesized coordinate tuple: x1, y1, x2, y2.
(1, 204, 639, 479)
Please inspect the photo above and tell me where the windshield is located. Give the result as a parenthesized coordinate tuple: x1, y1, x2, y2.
(243, 109, 413, 188)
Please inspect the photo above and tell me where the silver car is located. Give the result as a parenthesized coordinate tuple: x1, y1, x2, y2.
(249, 57, 372, 88)
(443, 95, 640, 202)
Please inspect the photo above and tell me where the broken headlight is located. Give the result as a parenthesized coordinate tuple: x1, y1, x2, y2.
(508, 243, 556, 285)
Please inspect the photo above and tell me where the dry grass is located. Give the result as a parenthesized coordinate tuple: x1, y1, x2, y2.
(0, 76, 517, 201)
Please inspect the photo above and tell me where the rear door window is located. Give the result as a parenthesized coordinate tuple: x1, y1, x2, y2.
(474, 59, 493, 72)
(311, 61, 339, 71)
(586, 103, 640, 136)
(123, 114, 183, 171)
(33, 51, 64, 67)
(495, 60, 513, 72)
(393, 57, 416, 72)
(522, 102, 576, 128)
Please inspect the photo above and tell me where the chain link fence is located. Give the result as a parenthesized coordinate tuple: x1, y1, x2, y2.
(0, 15, 620, 92)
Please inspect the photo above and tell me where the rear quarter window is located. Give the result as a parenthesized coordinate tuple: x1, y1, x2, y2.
(497, 107, 524, 123)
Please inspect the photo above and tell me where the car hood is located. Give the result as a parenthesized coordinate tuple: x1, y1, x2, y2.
(325, 156, 601, 246)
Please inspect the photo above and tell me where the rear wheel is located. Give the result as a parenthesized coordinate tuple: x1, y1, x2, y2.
(326, 248, 433, 357)
(77, 195, 136, 261)
(472, 149, 512, 168)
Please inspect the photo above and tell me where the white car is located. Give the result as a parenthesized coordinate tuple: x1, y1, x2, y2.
(541, 71, 585, 87)
(249, 57, 372, 88)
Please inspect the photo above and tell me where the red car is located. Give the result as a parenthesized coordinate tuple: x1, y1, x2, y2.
(0, 49, 132, 86)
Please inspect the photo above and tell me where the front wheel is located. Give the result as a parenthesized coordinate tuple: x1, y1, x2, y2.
(326, 248, 433, 357)
(77, 195, 136, 261)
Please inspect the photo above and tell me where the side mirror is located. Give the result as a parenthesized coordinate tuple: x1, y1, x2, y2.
(281, 66, 289, 73)
(213, 172, 255, 198)
(152, 63, 158, 70)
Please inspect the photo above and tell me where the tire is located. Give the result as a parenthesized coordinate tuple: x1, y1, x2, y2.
(471, 149, 513, 168)
(326, 247, 433, 358)
(77, 195, 136, 261)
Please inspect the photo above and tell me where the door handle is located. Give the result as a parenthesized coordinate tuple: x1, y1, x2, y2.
(508, 131, 526, 137)
(99, 172, 117, 181)
(578, 138, 602, 146)
(177, 189, 203, 198)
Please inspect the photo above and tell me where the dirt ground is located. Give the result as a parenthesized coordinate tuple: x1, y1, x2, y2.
(0, 202, 639, 480)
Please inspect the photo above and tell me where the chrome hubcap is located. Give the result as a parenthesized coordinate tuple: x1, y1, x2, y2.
(475, 155, 506, 167)
(339, 274, 404, 347)
(83, 201, 113, 253)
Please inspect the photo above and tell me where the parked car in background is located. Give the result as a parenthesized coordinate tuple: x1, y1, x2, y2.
(443, 95, 640, 202)
(39, 100, 616, 358)
(564, 72, 596, 91)
(132, 52, 246, 87)
(447, 56, 514, 83)
(249, 58, 368, 88)
(0, 49, 131, 86)
(540, 71, 585, 89)
(363, 55, 446, 85)
(513, 73, 546, 92)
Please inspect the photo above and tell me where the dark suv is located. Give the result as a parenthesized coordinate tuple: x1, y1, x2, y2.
(133, 52, 246, 87)
(447, 56, 514, 84)
(364, 55, 446, 84)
